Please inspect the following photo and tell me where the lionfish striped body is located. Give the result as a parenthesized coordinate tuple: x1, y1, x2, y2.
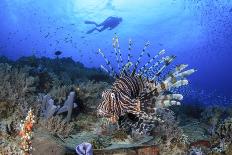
(97, 35, 196, 134)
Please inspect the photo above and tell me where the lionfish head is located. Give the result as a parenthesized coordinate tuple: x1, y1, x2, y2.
(97, 89, 117, 119)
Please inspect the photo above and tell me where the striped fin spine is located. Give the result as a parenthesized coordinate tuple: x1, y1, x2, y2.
(151, 55, 176, 81)
(131, 41, 150, 76)
(138, 49, 165, 75)
(142, 65, 196, 108)
(128, 38, 132, 64)
(112, 34, 124, 72)
(164, 64, 197, 88)
(120, 38, 133, 76)
(142, 56, 172, 78)
(100, 65, 109, 73)
(121, 61, 133, 76)
(98, 49, 118, 78)
(155, 94, 183, 108)
(112, 36, 121, 72)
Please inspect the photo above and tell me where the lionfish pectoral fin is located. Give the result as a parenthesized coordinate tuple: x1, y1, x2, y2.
(165, 64, 196, 84)
(155, 95, 183, 108)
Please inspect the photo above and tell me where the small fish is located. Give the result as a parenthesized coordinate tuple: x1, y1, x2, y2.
(44, 33, 50, 38)
(229, 8, 232, 12)
(54, 50, 62, 56)
(56, 26, 64, 30)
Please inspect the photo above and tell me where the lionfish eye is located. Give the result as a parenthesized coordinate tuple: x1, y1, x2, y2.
(110, 93, 115, 99)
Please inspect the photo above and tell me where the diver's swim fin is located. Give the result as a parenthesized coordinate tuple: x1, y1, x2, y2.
(84, 21, 98, 26)
(86, 28, 96, 34)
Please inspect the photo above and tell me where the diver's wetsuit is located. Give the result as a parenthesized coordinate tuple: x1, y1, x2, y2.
(84, 16, 122, 34)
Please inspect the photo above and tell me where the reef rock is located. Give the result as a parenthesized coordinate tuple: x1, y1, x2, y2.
(32, 130, 66, 155)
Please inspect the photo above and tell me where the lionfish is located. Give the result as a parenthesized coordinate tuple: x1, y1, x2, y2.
(97, 35, 196, 134)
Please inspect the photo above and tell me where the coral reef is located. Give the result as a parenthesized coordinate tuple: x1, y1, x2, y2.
(38, 91, 77, 122)
(151, 108, 189, 153)
(38, 115, 74, 138)
(201, 105, 227, 135)
(111, 129, 128, 141)
(0, 63, 38, 106)
(1, 50, 231, 154)
(16, 56, 111, 84)
(188, 147, 204, 155)
(208, 117, 232, 153)
(91, 135, 112, 149)
(76, 80, 110, 110)
(0, 101, 14, 119)
(0, 137, 22, 155)
(74, 113, 98, 132)
(49, 85, 74, 104)
(0, 56, 112, 154)
(37, 91, 78, 137)
(19, 108, 35, 154)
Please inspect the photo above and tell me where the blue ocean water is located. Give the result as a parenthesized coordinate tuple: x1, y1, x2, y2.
(0, 0, 231, 105)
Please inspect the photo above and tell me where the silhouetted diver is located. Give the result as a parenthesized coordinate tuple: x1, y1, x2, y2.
(84, 16, 122, 34)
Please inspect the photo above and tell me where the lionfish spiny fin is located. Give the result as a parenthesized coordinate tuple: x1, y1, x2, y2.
(138, 49, 165, 76)
(98, 49, 118, 78)
(131, 41, 150, 76)
(142, 56, 171, 78)
(128, 38, 132, 64)
(112, 34, 124, 72)
(151, 55, 176, 81)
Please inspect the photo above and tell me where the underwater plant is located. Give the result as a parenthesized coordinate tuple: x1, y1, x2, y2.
(111, 129, 128, 141)
(97, 35, 196, 135)
(91, 135, 112, 149)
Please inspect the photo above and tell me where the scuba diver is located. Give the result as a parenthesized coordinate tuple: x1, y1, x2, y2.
(84, 16, 122, 34)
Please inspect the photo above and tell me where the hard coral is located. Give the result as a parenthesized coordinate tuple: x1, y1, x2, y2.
(38, 115, 74, 138)
(0, 63, 38, 106)
(19, 108, 35, 155)
(190, 140, 211, 148)
(76, 81, 110, 110)
(112, 129, 128, 141)
(91, 136, 112, 149)
(0, 101, 14, 119)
